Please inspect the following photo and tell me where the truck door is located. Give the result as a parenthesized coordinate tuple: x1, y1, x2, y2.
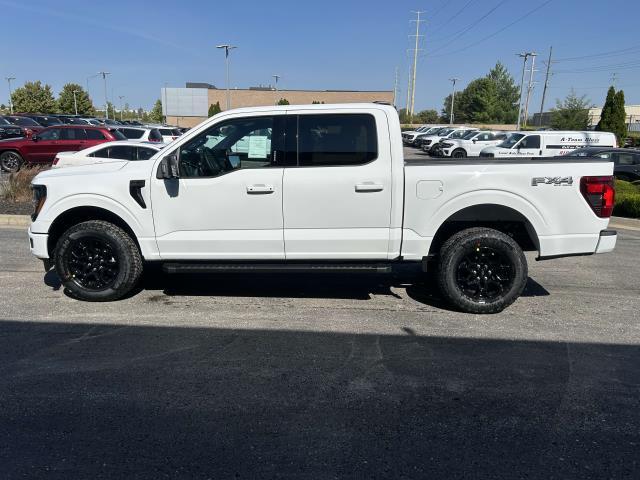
(516, 134, 542, 157)
(149, 113, 288, 259)
(282, 111, 393, 259)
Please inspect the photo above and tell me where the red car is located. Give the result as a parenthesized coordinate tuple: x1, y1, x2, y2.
(0, 125, 126, 172)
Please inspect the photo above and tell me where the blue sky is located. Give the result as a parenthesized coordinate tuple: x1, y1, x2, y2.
(1, 0, 639, 113)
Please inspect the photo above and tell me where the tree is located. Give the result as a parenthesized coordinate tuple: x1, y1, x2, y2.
(597, 87, 627, 144)
(277, 98, 290, 105)
(440, 62, 519, 124)
(415, 109, 439, 123)
(57, 83, 94, 115)
(486, 62, 519, 123)
(208, 101, 221, 117)
(550, 90, 591, 130)
(149, 99, 164, 123)
(611, 90, 628, 144)
(10, 81, 56, 113)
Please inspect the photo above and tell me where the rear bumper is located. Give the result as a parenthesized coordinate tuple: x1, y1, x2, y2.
(595, 229, 617, 254)
(28, 227, 49, 259)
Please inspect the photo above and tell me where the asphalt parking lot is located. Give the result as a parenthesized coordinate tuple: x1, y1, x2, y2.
(1, 222, 639, 479)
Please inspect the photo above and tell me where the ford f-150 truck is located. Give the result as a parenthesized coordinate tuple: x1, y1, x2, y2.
(28, 104, 617, 313)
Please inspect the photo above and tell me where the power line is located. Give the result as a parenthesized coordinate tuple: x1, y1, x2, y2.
(554, 44, 640, 62)
(429, 0, 476, 37)
(427, 0, 507, 56)
(427, 0, 553, 58)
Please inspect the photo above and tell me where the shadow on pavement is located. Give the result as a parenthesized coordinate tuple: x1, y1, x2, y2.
(0, 320, 637, 479)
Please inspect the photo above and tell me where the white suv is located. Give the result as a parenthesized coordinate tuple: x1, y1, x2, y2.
(439, 131, 508, 158)
(117, 127, 164, 143)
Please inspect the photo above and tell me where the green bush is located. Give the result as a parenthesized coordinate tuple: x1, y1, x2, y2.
(614, 180, 640, 218)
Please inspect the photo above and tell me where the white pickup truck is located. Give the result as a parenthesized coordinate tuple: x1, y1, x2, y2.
(28, 104, 617, 313)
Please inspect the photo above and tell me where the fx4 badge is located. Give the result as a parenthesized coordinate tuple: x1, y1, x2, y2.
(531, 176, 573, 187)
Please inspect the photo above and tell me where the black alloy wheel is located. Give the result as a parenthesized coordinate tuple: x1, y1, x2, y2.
(64, 236, 120, 291)
(455, 245, 515, 303)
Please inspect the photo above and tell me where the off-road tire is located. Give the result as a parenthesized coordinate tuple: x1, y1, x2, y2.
(54, 220, 143, 301)
(437, 227, 527, 314)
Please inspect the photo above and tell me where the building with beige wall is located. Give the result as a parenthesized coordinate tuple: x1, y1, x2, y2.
(163, 84, 394, 128)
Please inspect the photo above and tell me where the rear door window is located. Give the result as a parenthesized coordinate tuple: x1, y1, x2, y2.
(119, 128, 144, 139)
(107, 145, 136, 160)
(297, 114, 378, 166)
(137, 147, 157, 160)
(86, 129, 106, 140)
(61, 128, 87, 140)
(613, 152, 636, 165)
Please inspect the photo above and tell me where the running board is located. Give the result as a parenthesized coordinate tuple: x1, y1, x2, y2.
(163, 262, 393, 275)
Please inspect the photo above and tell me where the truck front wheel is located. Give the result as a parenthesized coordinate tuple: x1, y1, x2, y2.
(54, 220, 143, 301)
(437, 227, 527, 314)
(451, 148, 467, 158)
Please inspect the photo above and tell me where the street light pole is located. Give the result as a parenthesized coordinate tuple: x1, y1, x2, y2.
(272, 74, 280, 105)
(216, 44, 237, 110)
(5, 77, 15, 114)
(448, 78, 459, 125)
(98, 71, 111, 119)
(73, 90, 78, 115)
(118, 95, 125, 121)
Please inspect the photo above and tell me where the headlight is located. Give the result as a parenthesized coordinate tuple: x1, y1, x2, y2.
(441, 142, 453, 148)
(423, 139, 432, 146)
(31, 185, 47, 221)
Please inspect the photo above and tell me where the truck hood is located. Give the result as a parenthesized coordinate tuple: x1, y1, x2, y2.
(34, 161, 128, 181)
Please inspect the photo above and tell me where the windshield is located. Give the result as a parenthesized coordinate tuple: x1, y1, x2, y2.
(498, 133, 525, 149)
(438, 128, 455, 137)
(462, 131, 480, 140)
(449, 130, 474, 139)
(8, 116, 41, 127)
(0, 117, 10, 125)
(38, 117, 62, 126)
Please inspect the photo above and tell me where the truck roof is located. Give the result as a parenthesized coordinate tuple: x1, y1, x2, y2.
(216, 103, 398, 116)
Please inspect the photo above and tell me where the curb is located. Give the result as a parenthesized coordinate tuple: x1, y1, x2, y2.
(0, 214, 30, 227)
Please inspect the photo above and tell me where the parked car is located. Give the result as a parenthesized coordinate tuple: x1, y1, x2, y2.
(0, 116, 27, 140)
(566, 147, 640, 182)
(29, 103, 617, 314)
(52, 141, 163, 168)
(117, 127, 164, 143)
(437, 131, 508, 158)
(421, 128, 478, 155)
(413, 127, 449, 148)
(19, 114, 63, 127)
(480, 131, 617, 158)
(158, 127, 182, 143)
(0, 125, 126, 172)
(402, 125, 445, 146)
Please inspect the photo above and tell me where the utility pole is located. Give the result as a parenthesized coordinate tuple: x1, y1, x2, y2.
(448, 78, 458, 125)
(538, 46, 553, 127)
(216, 44, 237, 110)
(5, 77, 15, 114)
(272, 74, 280, 105)
(163, 82, 168, 124)
(97, 71, 111, 119)
(73, 90, 79, 116)
(118, 95, 125, 121)
(405, 59, 413, 122)
(516, 53, 532, 131)
(393, 67, 399, 108)
(523, 52, 537, 128)
(409, 11, 425, 119)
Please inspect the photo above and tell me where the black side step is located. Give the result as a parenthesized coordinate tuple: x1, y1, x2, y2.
(163, 263, 393, 274)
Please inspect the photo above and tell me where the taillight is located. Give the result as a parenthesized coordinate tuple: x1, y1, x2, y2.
(580, 176, 615, 218)
(52, 157, 59, 166)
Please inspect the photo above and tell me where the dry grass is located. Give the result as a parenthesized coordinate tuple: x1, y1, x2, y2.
(1, 167, 47, 202)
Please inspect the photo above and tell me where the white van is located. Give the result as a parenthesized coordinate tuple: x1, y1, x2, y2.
(480, 131, 617, 158)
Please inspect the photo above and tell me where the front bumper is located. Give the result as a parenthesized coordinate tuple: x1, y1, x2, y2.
(28, 226, 49, 259)
(595, 229, 617, 254)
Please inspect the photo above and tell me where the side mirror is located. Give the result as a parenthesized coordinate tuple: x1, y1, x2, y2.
(472, 139, 477, 143)
(156, 153, 180, 179)
(31, 135, 38, 142)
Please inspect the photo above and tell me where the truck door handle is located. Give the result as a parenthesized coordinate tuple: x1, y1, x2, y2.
(246, 184, 275, 194)
(355, 182, 384, 192)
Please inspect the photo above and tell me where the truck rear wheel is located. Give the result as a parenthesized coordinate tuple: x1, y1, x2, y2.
(437, 227, 527, 314)
(54, 220, 143, 301)
(0, 151, 23, 172)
